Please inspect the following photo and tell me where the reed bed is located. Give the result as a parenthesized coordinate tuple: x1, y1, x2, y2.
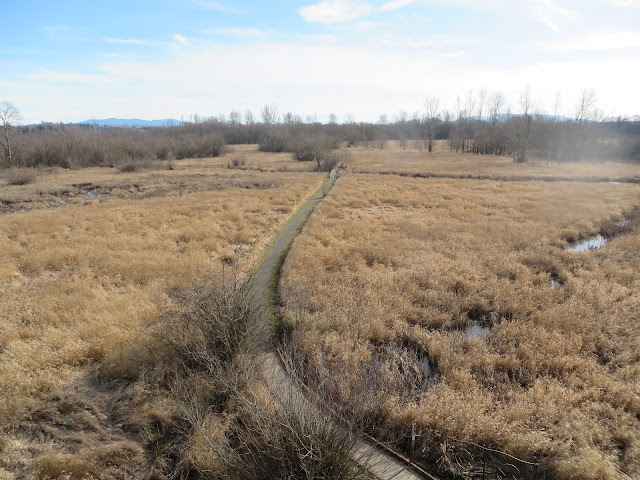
(0, 162, 323, 477)
(280, 172, 640, 479)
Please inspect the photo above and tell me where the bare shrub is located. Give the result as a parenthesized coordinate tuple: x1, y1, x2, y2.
(315, 150, 341, 172)
(118, 159, 174, 173)
(232, 352, 361, 480)
(259, 127, 290, 153)
(154, 274, 262, 411)
(94, 273, 261, 478)
(175, 132, 226, 159)
(4, 168, 36, 185)
(156, 145, 170, 160)
(97, 272, 361, 480)
(228, 154, 247, 169)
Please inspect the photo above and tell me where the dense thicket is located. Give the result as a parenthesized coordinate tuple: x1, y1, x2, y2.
(3, 109, 639, 169)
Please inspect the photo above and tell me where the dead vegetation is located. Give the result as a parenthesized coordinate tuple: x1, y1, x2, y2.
(347, 140, 640, 182)
(280, 172, 640, 479)
(0, 157, 324, 477)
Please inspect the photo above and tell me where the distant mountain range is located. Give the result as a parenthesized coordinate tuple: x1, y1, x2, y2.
(78, 118, 183, 127)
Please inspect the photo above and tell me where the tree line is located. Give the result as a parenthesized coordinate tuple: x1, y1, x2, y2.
(2, 89, 639, 169)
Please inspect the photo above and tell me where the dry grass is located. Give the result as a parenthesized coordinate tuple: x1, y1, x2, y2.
(347, 140, 640, 182)
(0, 146, 313, 214)
(280, 172, 640, 479)
(0, 156, 323, 477)
(204, 144, 316, 172)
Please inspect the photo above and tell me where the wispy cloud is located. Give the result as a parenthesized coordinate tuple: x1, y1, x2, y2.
(614, 0, 640, 6)
(299, 0, 427, 23)
(379, 0, 417, 12)
(334, 20, 388, 32)
(440, 50, 468, 58)
(535, 10, 560, 31)
(544, 31, 640, 51)
(24, 70, 116, 84)
(190, 0, 242, 13)
(530, 0, 577, 32)
(42, 24, 71, 33)
(207, 27, 273, 38)
(173, 33, 191, 46)
(42, 24, 75, 41)
(105, 37, 157, 46)
(299, 0, 374, 24)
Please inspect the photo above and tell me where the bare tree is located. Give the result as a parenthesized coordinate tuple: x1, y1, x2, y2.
(465, 90, 476, 120)
(328, 113, 338, 125)
(394, 110, 408, 124)
(519, 84, 534, 116)
(261, 104, 279, 125)
(282, 111, 294, 125)
(575, 88, 597, 124)
(489, 91, 505, 123)
(423, 97, 440, 153)
(0, 101, 22, 166)
(512, 85, 534, 163)
(229, 109, 242, 125)
(553, 91, 563, 118)
(244, 109, 255, 125)
(477, 87, 487, 119)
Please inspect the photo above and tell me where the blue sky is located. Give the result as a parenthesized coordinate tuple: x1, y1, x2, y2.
(2, 0, 640, 124)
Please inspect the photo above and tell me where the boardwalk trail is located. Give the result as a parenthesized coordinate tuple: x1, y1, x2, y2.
(247, 171, 433, 480)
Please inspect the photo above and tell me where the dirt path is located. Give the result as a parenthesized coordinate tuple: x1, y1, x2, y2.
(248, 172, 432, 480)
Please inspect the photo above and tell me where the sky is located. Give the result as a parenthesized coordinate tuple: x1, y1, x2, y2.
(2, 0, 640, 124)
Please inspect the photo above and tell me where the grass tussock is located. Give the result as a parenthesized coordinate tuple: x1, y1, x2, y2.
(3, 168, 37, 186)
(280, 173, 640, 479)
(0, 163, 323, 477)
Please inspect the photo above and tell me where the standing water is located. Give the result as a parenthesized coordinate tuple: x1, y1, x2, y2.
(465, 322, 490, 338)
(567, 235, 607, 252)
(421, 358, 438, 391)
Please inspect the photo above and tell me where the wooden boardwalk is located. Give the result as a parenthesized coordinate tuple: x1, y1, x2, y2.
(248, 172, 433, 480)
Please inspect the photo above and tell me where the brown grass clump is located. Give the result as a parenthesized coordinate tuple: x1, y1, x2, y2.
(280, 172, 640, 479)
(0, 159, 323, 477)
(3, 168, 37, 186)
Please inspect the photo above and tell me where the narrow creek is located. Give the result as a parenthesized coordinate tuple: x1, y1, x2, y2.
(566, 215, 631, 252)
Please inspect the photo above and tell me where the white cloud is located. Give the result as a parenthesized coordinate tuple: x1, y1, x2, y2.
(614, 0, 640, 6)
(334, 20, 388, 32)
(105, 37, 157, 45)
(24, 70, 116, 84)
(529, 0, 577, 31)
(440, 50, 468, 58)
(173, 33, 191, 46)
(190, 0, 241, 13)
(379, 0, 417, 11)
(10, 40, 640, 124)
(545, 31, 640, 51)
(299, 0, 374, 23)
(535, 10, 560, 31)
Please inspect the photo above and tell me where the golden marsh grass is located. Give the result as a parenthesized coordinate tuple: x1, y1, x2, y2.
(348, 140, 640, 181)
(281, 172, 640, 479)
(0, 158, 323, 477)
